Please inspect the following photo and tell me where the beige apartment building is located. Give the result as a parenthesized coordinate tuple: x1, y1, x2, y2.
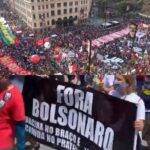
(9, 0, 15, 10)
(11, 0, 92, 30)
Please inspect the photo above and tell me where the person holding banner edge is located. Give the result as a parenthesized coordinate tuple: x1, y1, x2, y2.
(0, 76, 25, 150)
(108, 74, 145, 149)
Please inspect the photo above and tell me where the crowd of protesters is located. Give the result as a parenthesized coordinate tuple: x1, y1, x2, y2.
(0, 64, 11, 77)
(0, 6, 149, 150)
(0, 5, 150, 77)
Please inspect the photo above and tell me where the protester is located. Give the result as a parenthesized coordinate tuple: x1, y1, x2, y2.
(102, 74, 146, 150)
(0, 76, 25, 150)
(0, 3, 149, 150)
(109, 74, 145, 128)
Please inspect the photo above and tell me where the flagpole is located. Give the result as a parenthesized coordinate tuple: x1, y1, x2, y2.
(88, 39, 92, 73)
(105, 0, 107, 29)
(133, 130, 138, 150)
(133, 97, 141, 150)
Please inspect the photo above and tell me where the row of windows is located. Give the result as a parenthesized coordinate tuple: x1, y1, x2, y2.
(32, 5, 87, 12)
(81, 0, 88, 5)
(32, 2, 79, 10)
(31, 0, 88, 5)
(31, 0, 81, 6)
(33, 8, 78, 19)
(33, 16, 77, 27)
(34, 19, 55, 27)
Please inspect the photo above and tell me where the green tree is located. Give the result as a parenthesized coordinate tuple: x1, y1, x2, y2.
(96, 0, 112, 17)
(96, 0, 144, 18)
(136, 0, 144, 10)
(116, 0, 127, 16)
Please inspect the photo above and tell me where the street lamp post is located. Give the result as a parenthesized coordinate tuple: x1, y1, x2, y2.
(104, 0, 107, 28)
(87, 39, 92, 73)
(129, 24, 138, 74)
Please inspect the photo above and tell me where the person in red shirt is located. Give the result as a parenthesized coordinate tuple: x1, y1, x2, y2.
(0, 76, 25, 150)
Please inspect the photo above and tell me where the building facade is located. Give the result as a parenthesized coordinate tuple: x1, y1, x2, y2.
(0, 0, 7, 17)
(8, 0, 15, 10)
(11, 0, 92, 29)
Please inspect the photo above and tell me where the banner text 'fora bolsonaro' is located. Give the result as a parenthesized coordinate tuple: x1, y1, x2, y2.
(22, 76, 137, 150)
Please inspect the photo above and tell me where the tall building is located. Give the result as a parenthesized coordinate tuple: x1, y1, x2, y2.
(11, 0, 92, 30)
(0, 8, 6, 18)
(8, 0, 15, 10)
(0, 0, 7, 17)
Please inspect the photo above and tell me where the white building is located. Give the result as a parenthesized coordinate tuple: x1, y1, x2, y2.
(10, 0, 92, 30)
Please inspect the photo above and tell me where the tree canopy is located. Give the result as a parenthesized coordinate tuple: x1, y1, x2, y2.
(96, 0, 144, 17)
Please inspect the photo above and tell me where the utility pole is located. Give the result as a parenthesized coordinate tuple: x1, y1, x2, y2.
(104, 0, 107, 28)
(87, 38, 92, 73)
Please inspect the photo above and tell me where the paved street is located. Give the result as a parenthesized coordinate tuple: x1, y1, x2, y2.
(40, 144, 56, 150)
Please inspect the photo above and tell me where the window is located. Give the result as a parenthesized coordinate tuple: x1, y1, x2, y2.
(69, 8, 72, 13)
(41, 0, 44, 2)
(57, 3, 61, 7)
(51, 10, 55, 16)
(75, 1, 78, 5)
(75, 16, 78, 20)
(39, 14, 45, 19)
(64, 9, 67, 14)
(33, 14, 36, 19)
(38, 6, 41, 10)
(69, 2, 73, 6)
(40, 22, 43, 26)
(43, 13, 45, 19)
(32, 6, 34, 10)
(34, 23, 37, 27)
(37, 0, 40, 2)
(31, 0, 34, 2)
(52, 19, 55, 25)
(50, 3, 54, 8)
(42, 5, 44, 9)
(75, 7, 78, 13)
(47, 21, 50, 25)
(64, 2, 67, 7)
(46, 5, 48, 9)
(47, 13, 49, 17)
(57, 10, 61, 15)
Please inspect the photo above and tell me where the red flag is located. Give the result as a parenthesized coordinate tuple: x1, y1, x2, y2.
(69, 64, 78, 74)
(54, 53, 62, 63)
(36, 39, 44, 46)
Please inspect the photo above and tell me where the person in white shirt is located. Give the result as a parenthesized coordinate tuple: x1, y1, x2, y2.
(109, 74, 145, 131)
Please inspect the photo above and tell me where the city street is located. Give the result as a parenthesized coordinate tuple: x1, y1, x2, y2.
(0, 0, 149, 150)
(40, 145, 55, 150)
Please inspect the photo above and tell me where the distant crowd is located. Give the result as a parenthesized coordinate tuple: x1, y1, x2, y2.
(0, 6, 149, 77)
